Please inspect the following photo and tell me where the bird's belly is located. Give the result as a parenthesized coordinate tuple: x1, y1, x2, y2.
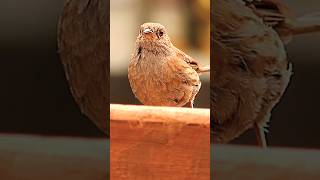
(128, 60, 192, 107)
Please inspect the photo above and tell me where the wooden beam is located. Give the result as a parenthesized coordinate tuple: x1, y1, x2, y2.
(110, 104, 210, 124)
(110, 104, 210, 180)
(212, 144, 320, 180)
(0, 134, 108, 180)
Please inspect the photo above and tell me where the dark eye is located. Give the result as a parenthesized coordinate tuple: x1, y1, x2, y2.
(158, 30, 164, 37)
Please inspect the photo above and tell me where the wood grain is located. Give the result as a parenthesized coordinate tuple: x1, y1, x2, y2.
(110, 104, 210, 180)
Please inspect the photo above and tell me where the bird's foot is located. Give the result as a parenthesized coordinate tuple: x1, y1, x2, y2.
(254, 123, 267, 148)
(186, 101, 194, 108)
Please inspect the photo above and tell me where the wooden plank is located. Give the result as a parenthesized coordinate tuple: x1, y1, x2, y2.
(110, 104, 210, 180)
(0, 134, 108, 180)
(212, 144, 320, 180)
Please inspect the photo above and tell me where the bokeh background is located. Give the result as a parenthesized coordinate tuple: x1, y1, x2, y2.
(0, 0, 319, 148)
(0, 0, 104, 137)
(110, 0, 210, 108)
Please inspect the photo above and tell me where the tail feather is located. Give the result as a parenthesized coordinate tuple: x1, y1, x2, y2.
(198, 65, 210, 73)
(292, 12, 320, 35)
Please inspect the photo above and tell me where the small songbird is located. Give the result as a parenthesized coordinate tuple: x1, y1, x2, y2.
(212, 0, 320, 147)
(58, 0, 109, 135)
(128, 23, 209, 108)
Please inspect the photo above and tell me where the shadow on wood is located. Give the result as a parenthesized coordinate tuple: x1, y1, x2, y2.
(110, 104, 210, 179)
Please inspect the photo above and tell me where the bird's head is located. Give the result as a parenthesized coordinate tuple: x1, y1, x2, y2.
(137, 22, 172, 46)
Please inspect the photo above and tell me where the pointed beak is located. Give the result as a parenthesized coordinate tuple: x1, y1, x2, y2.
(143, 28, 153, 34)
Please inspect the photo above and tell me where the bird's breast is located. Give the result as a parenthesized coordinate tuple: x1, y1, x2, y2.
(129, 52, 171, 105)
(128, 51, 195, 107)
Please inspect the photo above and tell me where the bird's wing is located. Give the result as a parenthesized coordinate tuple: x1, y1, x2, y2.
(163, 54, 201, 106)
(244, 0, 296, 43)
(58, 0, 109, 135)
(245, 0, 291, 26)
(174, 47, 200, 70)
(174, 47, 210, 73)
(245, 0, 320, 42)
(211, 40, 238, 126)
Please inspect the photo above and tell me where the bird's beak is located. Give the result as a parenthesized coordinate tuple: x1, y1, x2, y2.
(143, 28, 153, 34)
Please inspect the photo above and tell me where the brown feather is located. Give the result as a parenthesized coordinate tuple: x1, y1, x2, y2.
(58, 0, 109, 136)
(212, 0, 292, 143)
(128, 23, 204, 107)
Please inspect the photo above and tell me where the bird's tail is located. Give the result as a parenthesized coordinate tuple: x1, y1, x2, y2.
(199, 65, 210, 73)
(292, 12, 320, 35)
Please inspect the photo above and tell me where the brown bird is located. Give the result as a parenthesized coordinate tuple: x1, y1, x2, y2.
(212, 0, 320, 147)
(128, 23, 209, 108)
(58, 0, 109, 136)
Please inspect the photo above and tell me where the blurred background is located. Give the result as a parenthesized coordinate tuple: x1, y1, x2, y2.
(110, 0, 210, 108)
(0, 0, 320, 148)
(0, 0, 104, 137)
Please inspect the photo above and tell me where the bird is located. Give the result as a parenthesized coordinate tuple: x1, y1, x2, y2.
(58, 0, 109, 136)
(128, 23, 209, 108)
(212, 0, 320, 147)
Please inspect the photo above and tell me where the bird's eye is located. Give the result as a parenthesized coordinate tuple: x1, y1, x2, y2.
(158, 30, 164, 37)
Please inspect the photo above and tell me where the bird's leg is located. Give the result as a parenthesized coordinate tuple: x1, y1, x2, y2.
(254, 123, 267, 148)
(185, 101, 194, 108)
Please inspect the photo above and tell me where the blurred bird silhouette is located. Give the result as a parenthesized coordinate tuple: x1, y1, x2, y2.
(58, 0, 109, 136)
(212, 0, 320, 147)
